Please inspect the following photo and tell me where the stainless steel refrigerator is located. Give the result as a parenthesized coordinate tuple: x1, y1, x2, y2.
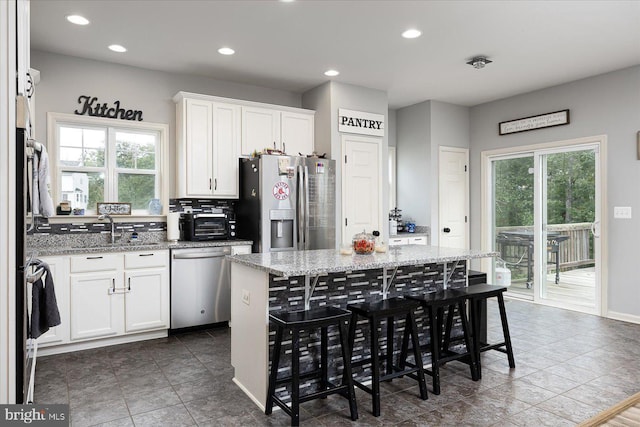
(237, 155, 336, 253)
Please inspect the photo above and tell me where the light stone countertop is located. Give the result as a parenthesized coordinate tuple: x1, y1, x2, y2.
(228, 246, 498, 277)
(30, 239, 253, 257)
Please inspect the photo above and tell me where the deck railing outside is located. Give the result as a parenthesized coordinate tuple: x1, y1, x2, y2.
(495, 222, 594, 275)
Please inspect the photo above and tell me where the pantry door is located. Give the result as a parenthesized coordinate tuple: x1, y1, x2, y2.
(438, 146, 469, 249)
(342, 135, 382, 245)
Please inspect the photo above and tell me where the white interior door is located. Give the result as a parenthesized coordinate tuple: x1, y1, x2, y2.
(438, 147, 469, 249)
(342, 135, 382, 244)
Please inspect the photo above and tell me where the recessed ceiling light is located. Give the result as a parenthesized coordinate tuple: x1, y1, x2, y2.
(66, 15, 89, 26)
(218, 47, 235, 55)
(108, 44, 127, 53)
(401, 29, 421, 39)
(324, 69, 340, 77)
(280, 0, 295, 2)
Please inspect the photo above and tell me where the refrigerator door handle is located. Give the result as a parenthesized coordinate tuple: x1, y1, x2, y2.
(297, 165, 305, 250)
(304, 165, 310, 250)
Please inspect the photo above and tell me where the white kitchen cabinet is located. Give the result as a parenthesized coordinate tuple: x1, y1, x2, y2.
(68, 250, 169, 343)
(70, 271, 124, 341)
(241, 106, 280, 155)
(388, 237, 408, 246)
(409, 236, 428, 245)
(123, 251, 169, 333)
(388, 235, 429, 246)
(176, 98, 241, 198)
(212, 103, 241, 197)
(241, 107, 314, 156)
(30, 256, 69, 346)
(280, 110, 314, 156)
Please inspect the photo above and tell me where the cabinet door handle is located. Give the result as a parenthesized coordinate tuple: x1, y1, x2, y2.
(86, 256, 103, 260)
(128, 277, 131, 291)
(214, 178, 217, 191)
(273, 141, 276, 149)
(283, 142, 286, 153)
(209, 178, 212, 190)
(139, 253, 154, 257)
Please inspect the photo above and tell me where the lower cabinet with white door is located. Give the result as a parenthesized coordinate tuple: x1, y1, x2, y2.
(388, 234, 429, 247)
(38, 250, 169, 355)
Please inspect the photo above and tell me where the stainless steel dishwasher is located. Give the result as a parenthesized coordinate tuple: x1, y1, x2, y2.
(170, 246, 231, 329)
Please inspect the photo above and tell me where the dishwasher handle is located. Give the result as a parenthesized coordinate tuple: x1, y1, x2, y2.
(172, 248, 231, 260)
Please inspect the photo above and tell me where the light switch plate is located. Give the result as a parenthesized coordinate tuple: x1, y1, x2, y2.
(614, 206, 632, 219)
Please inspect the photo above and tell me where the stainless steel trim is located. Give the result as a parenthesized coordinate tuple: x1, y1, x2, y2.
(297, 165, 304, 250)
(172, 249, 230, 259)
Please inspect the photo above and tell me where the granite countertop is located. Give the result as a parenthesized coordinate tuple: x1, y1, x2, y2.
(228, 246, 498, 277)
(31, 239, 253, 257)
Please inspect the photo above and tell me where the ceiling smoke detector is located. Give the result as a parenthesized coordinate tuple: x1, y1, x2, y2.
(467, 56, 492, 69)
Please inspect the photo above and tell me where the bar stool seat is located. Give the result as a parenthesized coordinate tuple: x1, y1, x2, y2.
(453, 284, 515, 377)
(347, 297, 428, 417)
(404, 289, 479, 395)
(266, 306, 358, 426)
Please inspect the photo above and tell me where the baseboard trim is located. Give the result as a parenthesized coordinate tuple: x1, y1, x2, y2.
(37, 330, 168, 356)
(606, 311, 640, 325)
(233, 377, 266, 412)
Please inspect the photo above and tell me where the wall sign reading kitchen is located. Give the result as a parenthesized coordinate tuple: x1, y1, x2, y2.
(338, 108, 384, 137)
(74, 95, 143, 121)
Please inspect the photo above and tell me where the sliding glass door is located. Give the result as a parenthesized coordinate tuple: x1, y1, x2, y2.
(487, 139, 603, 315)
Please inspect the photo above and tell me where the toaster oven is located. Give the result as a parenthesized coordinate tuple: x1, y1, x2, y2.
(180, 213, 232, 241)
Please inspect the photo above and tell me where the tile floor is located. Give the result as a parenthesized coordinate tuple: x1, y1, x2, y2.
(35, 298, 640, 426)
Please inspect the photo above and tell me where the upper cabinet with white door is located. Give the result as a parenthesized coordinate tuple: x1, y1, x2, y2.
(175, 95, 241, 198)
(242, 107, 314, 156)
(175, 91, 315, 198)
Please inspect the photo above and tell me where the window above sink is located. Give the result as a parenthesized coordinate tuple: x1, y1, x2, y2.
(47, 112, 169, 217)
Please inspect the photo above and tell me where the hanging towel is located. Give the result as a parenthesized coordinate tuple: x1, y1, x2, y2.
(34, 146, 55, 217)
(29, 262, 61, 339)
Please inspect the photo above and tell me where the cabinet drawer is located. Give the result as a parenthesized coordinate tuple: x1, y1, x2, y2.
(71, 254, 121, 273)
(409, 236, 427, 245)
(388, 237, 408, 246)
(124, 251, 168, 269)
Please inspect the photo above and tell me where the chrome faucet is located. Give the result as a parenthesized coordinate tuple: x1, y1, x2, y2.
(98, 214, 121, 244)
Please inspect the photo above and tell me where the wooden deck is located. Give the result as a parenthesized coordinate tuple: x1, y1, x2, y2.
(507, 266, 595, 307)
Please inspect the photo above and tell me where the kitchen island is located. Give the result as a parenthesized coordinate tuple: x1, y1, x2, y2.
(228, 246, 498, 410)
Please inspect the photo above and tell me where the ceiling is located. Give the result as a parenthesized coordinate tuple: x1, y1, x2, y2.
(30, 0, 640, 109)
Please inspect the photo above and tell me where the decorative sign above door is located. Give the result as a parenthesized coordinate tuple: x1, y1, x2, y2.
(74, 95, 144, 121)
(338, 108, 384, 137)
(499, 109, 569, 135)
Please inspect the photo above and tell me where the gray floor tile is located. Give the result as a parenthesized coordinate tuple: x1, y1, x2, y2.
(34, 302, 640, 426)
(124, 385, 181, 416)
(131, 403, 196, 426)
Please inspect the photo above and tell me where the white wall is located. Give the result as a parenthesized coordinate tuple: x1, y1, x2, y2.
(396, 101, 431, 227)
(30, 50, 302, 198)
(301, 82, 331, 156)
(469, 65, 640, 320)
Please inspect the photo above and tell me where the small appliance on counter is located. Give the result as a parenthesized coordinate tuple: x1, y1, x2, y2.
(180, 211, 235, 241)
(389, 207, 403, 235)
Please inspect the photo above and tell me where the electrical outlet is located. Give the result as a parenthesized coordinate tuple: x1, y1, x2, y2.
(614, 206, 632, 219)
(241, 289, 250, 305)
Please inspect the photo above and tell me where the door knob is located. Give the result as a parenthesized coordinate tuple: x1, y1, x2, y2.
(443, 227, 451, 233)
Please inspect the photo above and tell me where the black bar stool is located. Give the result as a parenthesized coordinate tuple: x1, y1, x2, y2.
(454, 284, 515, 377)
(404, 289, 479, 395)
(347, 297, 428, 417)
(265, 306, 358, 426)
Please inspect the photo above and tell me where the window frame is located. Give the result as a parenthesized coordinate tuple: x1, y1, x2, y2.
(47, 112, 169, 217)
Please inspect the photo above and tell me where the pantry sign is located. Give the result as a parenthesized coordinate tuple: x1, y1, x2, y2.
(338, 108, 384, 137)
